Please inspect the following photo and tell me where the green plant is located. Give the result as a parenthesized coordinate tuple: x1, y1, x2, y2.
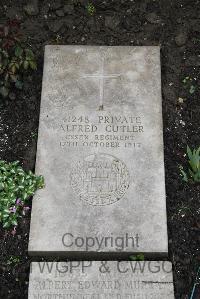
(182, 76, 196, 95)
(31, 131, 38, 140)
(0, 20, 37, 98)
(177, 203, 193, 217)
(0, 160, 44, 229)
(49, 34, 63, 45)
(129, 253, 144, 261)
(7, 255, 20, 266)
(86, 2, 96, 16)
(180, 146, 200, 183)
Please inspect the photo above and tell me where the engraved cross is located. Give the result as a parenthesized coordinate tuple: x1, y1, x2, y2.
(81, 57, 121, 108)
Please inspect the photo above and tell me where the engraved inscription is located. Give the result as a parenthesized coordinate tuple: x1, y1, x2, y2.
(70, 153, 130, 206)
(59, 114, 144, 149)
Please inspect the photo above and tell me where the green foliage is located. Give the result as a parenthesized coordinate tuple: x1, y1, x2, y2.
(0, 160, 44, 229)
(129, 254, 144, 261)
(0, 20, 37, 98)
(182, 76, 196, 95)
(180, 146, 200, 183)
(86, 2, 96, 16)
(30, 131, 38, 140)
(7, 255, 20, 266)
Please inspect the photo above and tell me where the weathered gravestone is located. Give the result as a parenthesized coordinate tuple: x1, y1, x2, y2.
(28, 261, 174, 298)
(29, 46, 168, 257)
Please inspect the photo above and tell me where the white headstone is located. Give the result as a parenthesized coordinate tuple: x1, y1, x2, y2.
(28, 261, 175, 298)
(29, 46, 168, 256)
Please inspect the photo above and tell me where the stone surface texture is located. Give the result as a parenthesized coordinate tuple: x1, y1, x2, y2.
(28, 261, 174, 298)
(29, 46, 168, 256)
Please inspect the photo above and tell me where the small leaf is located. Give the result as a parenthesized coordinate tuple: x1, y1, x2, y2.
(189, 169, 195, 179)
(10, 74, 17, 82)
(29, 60, 37, 70)
(3, 222, 10, 228)
(2, 50, 8, 58)
(15, 46, 23, 57)
(23, 60, 29, 70)
(187, 145, 193, 160)
(189, 85, 196, 94)
(25, 49, 34, 59)
(15, 63, 20, 70)
(0, 86, 9, 98)
(11, 64, 16, 74)
(180, 168, 188, 182)
(15, 80, 23, 89)
(129, 254, 144, 261)
(12, 220, 18, 226)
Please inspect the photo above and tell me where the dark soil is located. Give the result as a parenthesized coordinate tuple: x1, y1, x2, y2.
(0, 0, 200, 298)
